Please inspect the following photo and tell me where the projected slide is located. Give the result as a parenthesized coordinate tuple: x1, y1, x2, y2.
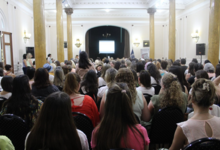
(99, 41, 115, 54)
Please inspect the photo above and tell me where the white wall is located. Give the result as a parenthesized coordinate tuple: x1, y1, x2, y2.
(0, 0, 34, 74)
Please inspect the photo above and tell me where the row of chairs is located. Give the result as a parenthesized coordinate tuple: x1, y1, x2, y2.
(0, 112, 220, 150)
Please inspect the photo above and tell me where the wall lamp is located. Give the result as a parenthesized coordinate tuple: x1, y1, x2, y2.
(75, 39, 82, 48)
(133, 39, 140, 47)
(23, 30, 31, 43)
(191, 30, 199, 43)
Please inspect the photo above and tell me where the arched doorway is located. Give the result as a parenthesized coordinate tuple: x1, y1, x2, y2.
(85, 26, 130, 59)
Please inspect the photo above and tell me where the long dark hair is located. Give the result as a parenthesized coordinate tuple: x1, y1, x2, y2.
(139, 70, 151, 89)
(79, 51, 91, 69)
(188, 62, 195, 76)
(26, 92, 82, 150)
(2, 75, 39, 127)
(136, 62, 144, 73)
(94, 83, 144, 150)
(216, 64, 220, 78)
(81, 70, 98, 94)
(147, 63, 161, 84)
(32, 68, 51, 88)
(169, 66, 189, 92)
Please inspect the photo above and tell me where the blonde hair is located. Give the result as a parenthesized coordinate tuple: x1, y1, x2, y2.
(105, 68, 117, 88)
(71, 60, 76, 69)
(160, 73, 184, 108)
(115, 68, 137, 104)
(191, 79, 216, 107)
(156, 61, 161, 70)
(50, 63, 56, 73)
(53, 66, 65, 87)
(26, 53, 32, 59)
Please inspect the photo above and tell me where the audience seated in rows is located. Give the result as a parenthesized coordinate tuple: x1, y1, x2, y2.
(0, 75, 43, 129)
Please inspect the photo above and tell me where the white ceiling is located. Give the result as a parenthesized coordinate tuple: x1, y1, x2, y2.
(24, 0, 200, 19)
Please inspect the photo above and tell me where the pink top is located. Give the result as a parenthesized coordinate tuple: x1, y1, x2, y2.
(91, 124, 150, 150)
(178, 116, 220, 143)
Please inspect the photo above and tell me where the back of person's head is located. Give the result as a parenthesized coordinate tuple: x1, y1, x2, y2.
(95, 83, 140, 150)
(33, 68, 51, 88)
(48, 54, 51, 57)
(23, 54, 27, 60)
(147, 63, 161, 84)
(173, 61, 181, 66)
(188, 62, 196, 76)
(104, 59, 109, 64)
(204, 63, 215, 73)
(105, 68, 117, 87)
(5, 64, 11, 71)
(26, 92, 82, 150)
(79, 51, 91, 69)
(136, 61, 144, 73)
(62, 65, 72, 75)
(54, 67, 65, 87)
(121, 60, 125, 65)
(55, 61, 60, 66)
(0, 68, 3, 77)
(26, 67, 35, 80)
(1, 76, 13, 92)
(161, 60, 168, 70)
(216, 64, 220, 78)
(168, 66, 185, 90)
(157, 59, 161, 63)
(191, 79, 215, 108)
(114, 61, 121, 70)
(101, 64, 111, 79)
(139, 70, 151, 89)
(204, 60, 211, 64)
(81, 70, 98, 94)
(160, 73, 184, 108)
(115, 68, 136, 103)
(155, 61, 161, 70)
(130, 62, 137, 71)
(125, 60, 131, 68)
(195, 70, 209, 80)
(197, 63, 204, 70)
(66, 61, 72, 66)
(192, 58, 198, 63)
(119, 64, 127, 69)
(64, 73, 80, 95)
(181, 58, 186, 65)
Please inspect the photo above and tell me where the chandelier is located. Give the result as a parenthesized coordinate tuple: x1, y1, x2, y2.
(102, 33, 111, 38)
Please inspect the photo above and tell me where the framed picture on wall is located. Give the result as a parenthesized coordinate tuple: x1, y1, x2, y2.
(143, 40, 150, 47)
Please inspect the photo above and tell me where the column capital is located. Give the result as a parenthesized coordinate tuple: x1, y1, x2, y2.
(147, 8, 156, 14)
(65, 8, 73, 15)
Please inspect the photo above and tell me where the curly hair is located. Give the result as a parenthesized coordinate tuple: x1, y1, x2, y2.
(159, 73, 184, 108)
(191, 79, 215, 107)
(115, 68, 137, 104)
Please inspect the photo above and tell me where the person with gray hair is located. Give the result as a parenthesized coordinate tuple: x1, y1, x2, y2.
(204, 63, 215, 80)
(125, 60, 131, 68)
(53, 66, 65, 91)
(97, 68, 117, 99)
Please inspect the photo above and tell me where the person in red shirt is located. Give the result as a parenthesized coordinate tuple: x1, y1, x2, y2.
(64, 72, 100, 127)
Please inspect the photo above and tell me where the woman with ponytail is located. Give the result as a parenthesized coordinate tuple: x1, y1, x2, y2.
(91, 83, 150, 150)
(148, 73, 187, 116)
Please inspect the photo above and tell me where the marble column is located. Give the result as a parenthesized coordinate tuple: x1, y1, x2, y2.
(168, 0, 176, 61)
(147, 8, 156, 59)
(33, 0, 46, 69)
(65, 8, 73, 60)
(56, 0, 64, 62)
(207, 0, 220, 67)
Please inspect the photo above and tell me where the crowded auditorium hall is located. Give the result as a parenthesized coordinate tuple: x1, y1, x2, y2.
(0, 0, 220, 149)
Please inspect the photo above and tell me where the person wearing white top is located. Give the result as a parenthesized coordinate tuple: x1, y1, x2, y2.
(136, 70, 155, 96)
(97, 68, 117, 99)
(25, 92, 89, 150)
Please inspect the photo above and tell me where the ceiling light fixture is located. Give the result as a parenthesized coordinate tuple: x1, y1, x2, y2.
(105, 9, 110, 13)
(65, 4, 68, 7)
(103, 33, 111, 38)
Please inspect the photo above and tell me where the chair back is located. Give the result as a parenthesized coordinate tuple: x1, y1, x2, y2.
(0, 114, 29, 150)
(149, 107, 183, 148)
(183, 138, 220, 150)
(151, 84, 161, 95)
(0, 97, 7, 111)
(143, 93, 152, 104)
(72, 112, 94, 149)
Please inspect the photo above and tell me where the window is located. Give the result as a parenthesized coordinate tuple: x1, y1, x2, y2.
(0, 12, 5, 30)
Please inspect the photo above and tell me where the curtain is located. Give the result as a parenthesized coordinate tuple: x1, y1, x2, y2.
(124, 30, 130, 58)
(85, 31, 89, 57)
